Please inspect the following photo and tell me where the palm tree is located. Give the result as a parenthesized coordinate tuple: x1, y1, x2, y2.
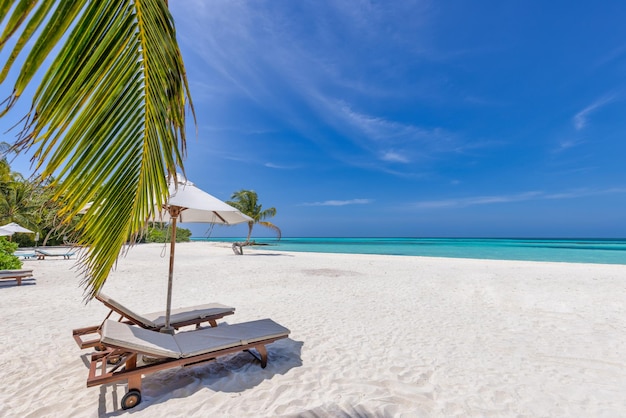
(0, 1, 194, 298)
(227, 190, 281, 244)
(0, 173, 42, 230)
(0, 142, 12, 184)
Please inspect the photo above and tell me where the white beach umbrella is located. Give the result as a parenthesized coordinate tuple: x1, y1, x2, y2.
(0, 222, 35, 236)
(155, 175, 252, 333)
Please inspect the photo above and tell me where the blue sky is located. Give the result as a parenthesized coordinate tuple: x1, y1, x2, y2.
(3, 1, 626, 238)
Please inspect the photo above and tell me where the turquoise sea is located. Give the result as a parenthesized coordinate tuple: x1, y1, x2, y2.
(191, 237, 626, 265)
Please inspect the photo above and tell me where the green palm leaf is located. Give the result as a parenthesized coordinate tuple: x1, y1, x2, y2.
(0, 0, 194, 298)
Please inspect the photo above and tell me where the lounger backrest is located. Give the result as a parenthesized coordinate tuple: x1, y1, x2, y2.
(101, 320, 181, 358)
(142, 303, 236, 328)
(96, 293, 157, 328)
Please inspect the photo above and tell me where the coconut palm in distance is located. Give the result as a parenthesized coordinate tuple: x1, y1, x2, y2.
(227, 190, 281, 254)
(0, 1, 194, 298)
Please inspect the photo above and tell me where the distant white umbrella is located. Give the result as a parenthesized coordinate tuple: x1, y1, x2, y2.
(155, 175, 252, 333)
(0, 222, 35, 236)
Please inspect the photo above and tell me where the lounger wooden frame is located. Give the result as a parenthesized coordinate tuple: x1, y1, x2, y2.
(72, 294, 235, 350)
(87, 334, 287, 409)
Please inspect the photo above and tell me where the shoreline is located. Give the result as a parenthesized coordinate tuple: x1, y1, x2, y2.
(2, 241, 626, 416)
(192, 237, 626, 265)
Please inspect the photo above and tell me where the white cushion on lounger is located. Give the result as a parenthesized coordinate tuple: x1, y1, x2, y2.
(174, 319, 290, 358)
(143, 303, 236, 327)
(98, 293, 157, 328)
(101, 320, 182, 358)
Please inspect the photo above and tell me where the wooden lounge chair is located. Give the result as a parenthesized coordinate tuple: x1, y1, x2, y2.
(72, 293, 236, 349)
(87, 318, 290, 409)
(35, 248, 76, 259)
(0, 269, 34, 286)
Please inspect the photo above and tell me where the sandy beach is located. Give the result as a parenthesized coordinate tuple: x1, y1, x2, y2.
(1, 241, 626, 417)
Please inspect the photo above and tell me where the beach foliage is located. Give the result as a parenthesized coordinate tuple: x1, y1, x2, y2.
(0, 158, 44, 239)
(0, 161, 79, 247)
(0, 236, 22, 269)
(143, 224, 191, 243)
(227, 190, 281, 242)
(0, 1, 194, 298)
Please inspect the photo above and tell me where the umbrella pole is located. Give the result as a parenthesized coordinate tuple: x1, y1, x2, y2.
(161, 213, 178, 335)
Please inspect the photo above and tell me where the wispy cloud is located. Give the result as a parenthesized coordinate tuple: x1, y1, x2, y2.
(264, 162, 299, 169)
(381, 151, 410, 163)
(553, 138, 586, 153)
(573, 96, 614, 130)
(171, 1, 467, 172)
(415, 191, 543, 209)
(316, 99, 460, 165)
(414, 188, 626, 209)
(300, 198, 373, 207)
(593, 44, 626, 69)
(337, 102, 442, 144)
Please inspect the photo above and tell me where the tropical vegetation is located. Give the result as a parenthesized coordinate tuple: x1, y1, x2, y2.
(0, 148, 71, 247)
(143, 224, 191, 243)
(0, 236, 21, 269)
(0, 155, 192, 245)
(0, 1, 194, 298)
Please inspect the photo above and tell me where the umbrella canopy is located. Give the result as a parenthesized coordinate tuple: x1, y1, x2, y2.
(157, 178, 251, 224)
(0, 222, 35, 236)
(158, 175, 251, 333)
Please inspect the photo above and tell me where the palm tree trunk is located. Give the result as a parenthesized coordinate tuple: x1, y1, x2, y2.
(246, 221, 253, 243)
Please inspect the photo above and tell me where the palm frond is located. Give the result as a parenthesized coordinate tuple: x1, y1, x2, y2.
(258, 221, 282, 240)
(0, 0, 194, 299)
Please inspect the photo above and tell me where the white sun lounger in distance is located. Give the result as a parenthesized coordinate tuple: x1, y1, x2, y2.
(87, 318, 290, 409)
(35, 248, 75, 259)
(72, 293, 235, 349)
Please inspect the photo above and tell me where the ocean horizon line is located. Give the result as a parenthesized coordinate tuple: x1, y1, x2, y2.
(191, 237, 626, 265)
(192, 236, 626, 240)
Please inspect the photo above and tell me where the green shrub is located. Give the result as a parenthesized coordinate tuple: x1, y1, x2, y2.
(144, 225, 191, 243)
(0, 237, 22, 269)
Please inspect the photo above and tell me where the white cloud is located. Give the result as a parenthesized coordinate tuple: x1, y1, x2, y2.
(381, 151, 410, 163)
(264, 162, 299, 169)
(573, 96, 614, 130)
(300, 198, 373, 206)
(414, 192, 542, 209)
(413, 188, 626, 209)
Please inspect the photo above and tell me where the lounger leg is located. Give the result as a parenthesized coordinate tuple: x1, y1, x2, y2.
(257, 345, 268, 368)
(125, 355, 142, 392)
(208, 319, 217, 328)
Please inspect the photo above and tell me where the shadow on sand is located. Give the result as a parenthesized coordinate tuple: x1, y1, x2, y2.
(0, 277, 36, 288)
(244, 252, 294, 257)
(97, 338, 304, 416)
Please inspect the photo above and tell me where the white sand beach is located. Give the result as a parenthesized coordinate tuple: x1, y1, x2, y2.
(1, 242, 626, 417)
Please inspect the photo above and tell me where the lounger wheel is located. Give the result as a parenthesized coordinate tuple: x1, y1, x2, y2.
(121, 389, 141, 409)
